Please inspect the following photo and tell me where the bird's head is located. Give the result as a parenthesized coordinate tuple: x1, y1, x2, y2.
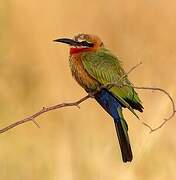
(54, 34, 104, 54)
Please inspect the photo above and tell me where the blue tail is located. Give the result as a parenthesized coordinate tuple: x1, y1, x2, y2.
(95, 89, 133, 162)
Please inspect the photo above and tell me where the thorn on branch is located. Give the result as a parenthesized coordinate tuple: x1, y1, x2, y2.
(42, 107, 47, 111)
(75, 104, 81, 109)
(32, 119, 40, 128)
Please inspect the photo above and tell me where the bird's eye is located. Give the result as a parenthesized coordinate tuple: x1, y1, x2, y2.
(80, 41, 94, 47)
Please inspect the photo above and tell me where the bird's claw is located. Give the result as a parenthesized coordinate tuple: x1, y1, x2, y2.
(88, 92, 95, 98)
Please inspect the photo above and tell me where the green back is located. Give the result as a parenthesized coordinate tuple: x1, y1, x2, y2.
(81, 48, 142, 118)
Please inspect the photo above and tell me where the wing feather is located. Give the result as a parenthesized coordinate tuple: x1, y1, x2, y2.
(82, 48, 143, 115)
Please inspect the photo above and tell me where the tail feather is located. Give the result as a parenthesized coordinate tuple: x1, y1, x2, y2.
(95, 89, 133, 162)
(114, 119, 133, 162)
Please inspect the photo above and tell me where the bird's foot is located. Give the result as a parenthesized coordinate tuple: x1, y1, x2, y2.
(88, 92, 96, 98)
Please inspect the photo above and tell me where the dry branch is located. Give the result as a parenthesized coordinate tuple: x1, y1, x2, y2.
(0, 95, 90, 133)
(0, 63, 175, 134)
(131, 86, 176, 133)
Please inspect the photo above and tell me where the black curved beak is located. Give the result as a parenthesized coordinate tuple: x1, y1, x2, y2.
(53, 38, 94, 47)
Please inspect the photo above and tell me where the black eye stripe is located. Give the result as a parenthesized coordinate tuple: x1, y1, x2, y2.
(80, 41, 94, 47)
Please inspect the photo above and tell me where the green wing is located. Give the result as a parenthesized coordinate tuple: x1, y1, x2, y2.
(82, 48, 143, 118)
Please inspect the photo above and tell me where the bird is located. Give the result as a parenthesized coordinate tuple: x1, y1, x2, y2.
(54, 34, 143, 162)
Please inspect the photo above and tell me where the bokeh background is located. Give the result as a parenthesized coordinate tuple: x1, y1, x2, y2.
(1, 0, 176, 179)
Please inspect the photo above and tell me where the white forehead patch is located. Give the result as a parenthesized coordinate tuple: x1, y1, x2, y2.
(78, 34, 84, 39)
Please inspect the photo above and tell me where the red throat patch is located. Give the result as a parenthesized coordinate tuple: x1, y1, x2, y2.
(70, 47, 90, 54)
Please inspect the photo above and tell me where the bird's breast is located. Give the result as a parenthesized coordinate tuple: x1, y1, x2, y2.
(69, 54, 100, 92)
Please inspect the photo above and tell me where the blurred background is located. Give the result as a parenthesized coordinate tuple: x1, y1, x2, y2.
(1, 0, 176, 179)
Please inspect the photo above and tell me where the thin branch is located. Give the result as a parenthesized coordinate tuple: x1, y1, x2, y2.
(129, 86, 176, 133)
(119, 61, 142, 82)
(0, 95, 90, 133)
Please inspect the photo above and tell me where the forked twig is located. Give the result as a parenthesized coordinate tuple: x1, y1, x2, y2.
(131, 86, 176, 133)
